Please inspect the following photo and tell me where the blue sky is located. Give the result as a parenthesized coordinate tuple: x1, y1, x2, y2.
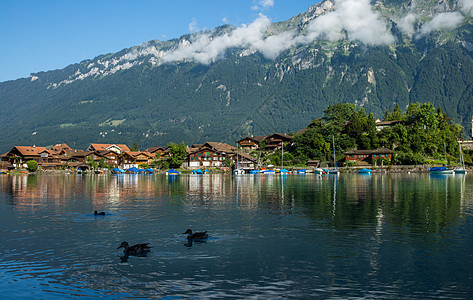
(0, 0, 317, 82)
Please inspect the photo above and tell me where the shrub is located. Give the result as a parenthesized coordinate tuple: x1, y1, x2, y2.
(26, 160, 38, 172)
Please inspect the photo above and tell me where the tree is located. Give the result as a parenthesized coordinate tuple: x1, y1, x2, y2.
(130, 143, 139, 151)
(86, 156, 98, 170)
(167, 141, 187, 168)
(26, 160, 38, 172)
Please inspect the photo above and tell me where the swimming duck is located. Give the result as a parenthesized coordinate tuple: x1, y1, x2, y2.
(117, 241, 152, 255)
(183, 229, 209, 240)
(94, 211, 105, 216)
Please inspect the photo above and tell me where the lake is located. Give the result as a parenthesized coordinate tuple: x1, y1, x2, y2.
(0, 173, 472, 299)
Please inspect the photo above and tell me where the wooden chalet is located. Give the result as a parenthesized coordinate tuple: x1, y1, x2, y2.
(145, 147, 167, 158)
(232, 152, 258, 170)
(50, 143, 73, 155)
(3, 146, 58, 168)
(344, 147, 395, 164)
(264, 133, 294, 150)
(121, 151, 154, 169)
(187, 142, 236, 169)
(236, 136, 266, 150)
(87, 143, 130, 154)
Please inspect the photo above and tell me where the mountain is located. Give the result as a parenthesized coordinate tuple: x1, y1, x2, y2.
(1, 0, 473, 153)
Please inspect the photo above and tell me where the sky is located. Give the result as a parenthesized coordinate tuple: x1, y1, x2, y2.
(0, 0, 317, 82)
(2, 0, 471, 83)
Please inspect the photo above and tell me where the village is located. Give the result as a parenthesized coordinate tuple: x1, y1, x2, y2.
(0, 129, 398, 173)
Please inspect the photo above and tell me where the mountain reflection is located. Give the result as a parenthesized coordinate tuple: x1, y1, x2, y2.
(0, 173, 468, 231)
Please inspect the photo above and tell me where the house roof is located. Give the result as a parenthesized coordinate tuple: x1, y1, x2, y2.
(88, 143, 130, 152)
(265, 133, 294, 141)
(11, 146, 48, 157)
(122, 151, 153, 158)
(144, 147, 166, 153)
(51, 143, 72, 153)
(236, 136, 267, 143)
(232, 152, 258, 162)
(375, 120, 403, 126)
(202, 142, 236, 153)
(344, 147, 395, 155)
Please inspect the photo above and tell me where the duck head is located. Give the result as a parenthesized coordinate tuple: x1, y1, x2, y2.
(183, 229, 193, 235)
(117, 241, 129, 250)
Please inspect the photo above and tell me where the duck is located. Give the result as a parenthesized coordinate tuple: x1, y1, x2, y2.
(183, 229, 209, 240)
(94, 210, 105, 216)
(117, 241, 152, 255)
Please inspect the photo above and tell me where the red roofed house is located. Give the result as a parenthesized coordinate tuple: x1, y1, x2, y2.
(87, 143, 130, 154)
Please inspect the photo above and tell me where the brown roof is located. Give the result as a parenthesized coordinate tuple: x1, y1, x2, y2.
(344, 147, 395, 155)
(88, 143, 130, 152)
(202, 142, 236, 153)
(11, 146, 49, 157)
(122, 151, 153, 158)
(51, 143, 72, 153)
(236, 136, 267, 143)
(145, 147, 166, 153)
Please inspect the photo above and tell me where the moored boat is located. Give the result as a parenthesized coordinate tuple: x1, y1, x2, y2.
(429, 166, 454, 174)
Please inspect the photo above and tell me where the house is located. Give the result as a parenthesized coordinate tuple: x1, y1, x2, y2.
(264, 133, 294, 150)
(121, 151, 154, 169)
(3, 146, 52, 168)
(232, 152, 258, 170)
(90, 150, 120, 166)
(236, 136, 266, 150)
(307, 160, 320, 167)
(375, 119, 403, 131)
(87, 143, 130, 154)
(145, 146, 167, 158)
(187, 142, 236, 169)
(50, 143, 73, 155)
(344, 147, 395, 164)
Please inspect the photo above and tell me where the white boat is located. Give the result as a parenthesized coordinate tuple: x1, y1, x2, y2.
(314, 168, 325, 175)
(233, 144, 245, 174)
(455, 141, 467, 174)
(233, 169, 245, 174)
(329, 135, 339, 175)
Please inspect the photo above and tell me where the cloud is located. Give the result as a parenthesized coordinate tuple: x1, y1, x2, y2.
(419, 12, 464, 35)
(252, 0, 275, 11)
(303, 0, 395, 45)
(459, 0, 473, 15)
(189, 19, 199, 33)
(161, 0, 468, 65)
(163, 14, 277, 64)
(397, 13, 418, 36)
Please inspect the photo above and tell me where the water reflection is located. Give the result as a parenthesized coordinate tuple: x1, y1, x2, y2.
(0, 173, 472, 298)
(1, 173, 470, 230)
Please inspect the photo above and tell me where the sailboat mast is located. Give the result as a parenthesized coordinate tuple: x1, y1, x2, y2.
(281, 142, 284, 168)
(333, 135, 337, 169)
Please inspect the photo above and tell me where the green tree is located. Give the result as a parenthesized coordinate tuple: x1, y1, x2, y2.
(167, 141, 187, 168)
(26, 160, 38, 172)
(130, 143, 139, 151)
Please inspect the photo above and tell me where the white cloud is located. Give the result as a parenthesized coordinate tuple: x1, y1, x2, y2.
(303, 0, 395, 45)
(161, 0, 468, 65)
(252, 0, 275, 11)
(189, 18, 199, 33)
(164, 14, 277, 64)
(459, 0, 473, 15)
(397, 13, 418, 36)
(419, 12, 464, 35)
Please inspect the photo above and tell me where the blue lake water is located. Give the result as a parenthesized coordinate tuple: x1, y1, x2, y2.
(0, 173, 472, 299)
